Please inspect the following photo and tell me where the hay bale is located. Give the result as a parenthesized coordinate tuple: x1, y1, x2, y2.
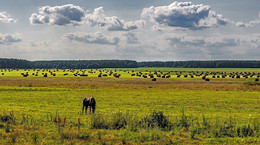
(152, 78, 157, 81)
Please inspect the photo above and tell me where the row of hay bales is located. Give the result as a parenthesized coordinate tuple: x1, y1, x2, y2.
(1, 69, 260, 82)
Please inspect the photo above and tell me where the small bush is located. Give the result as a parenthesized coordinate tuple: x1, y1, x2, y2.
(214, 119, 237, 138)
(202, 114, 210, 129)
(139, 129, 149, 142)
(237, 124, 254, 137)
(142, 110, 173, 131)
(77, 131, 91, 140)
(0, 112, 15, 124)
(149, 127, 162, 141)
(175, 108, 190, 129)
(90, 113, 109, 129)
(90, 111, 137, 130)
(110, 112, 127, 129)
(60, 131, 74, 140)
(124, 111, 139, 131)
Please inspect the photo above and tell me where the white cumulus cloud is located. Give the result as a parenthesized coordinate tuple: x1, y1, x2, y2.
(236, 12, 260, 28)
(64, 32, 119, 45)
(85, 7, 145, 31)
(0, 33, 22, 44)
(142, 1, 228, 30)
(29, 4, 86, 26)
(0, 11, 17, 23)
(29, 5, 145, 31)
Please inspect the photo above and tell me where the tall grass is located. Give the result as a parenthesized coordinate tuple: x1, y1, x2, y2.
(1, 110, 260, 144)
(88, 109, 260, 138)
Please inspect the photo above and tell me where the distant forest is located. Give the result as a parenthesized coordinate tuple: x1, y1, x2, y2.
(1, 58, 260, 69)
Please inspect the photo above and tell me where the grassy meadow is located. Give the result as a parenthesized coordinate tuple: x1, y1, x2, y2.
(1, 68, 260, 144)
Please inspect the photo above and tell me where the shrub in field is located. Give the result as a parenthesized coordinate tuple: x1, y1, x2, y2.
(110, 112, 127, 129)
(139, 129, 150, 142)
(124, 112, 139, 131)
(189, 118, 208, 138)
(0, 112, 15, 124)
(142, 110, 173, 131)
(212, 118, 237, 138)
(5, 123, 11, 133)
(76, 130, 91, 140)
(175, 108, 190, 130)
(253, 119, 260, 136)
(237, 124, 254, 137)
(90, 113, 109, 129)
(149, 127, 162, 141)
(202, 114, 210, 129)
(90, 111, 138, 130)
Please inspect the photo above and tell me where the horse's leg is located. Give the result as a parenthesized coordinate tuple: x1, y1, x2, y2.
(89, 106, 92, 114)
(85, 106, 88, 114)
(82, 105, 85, 114)
(92, 106, 95, 113)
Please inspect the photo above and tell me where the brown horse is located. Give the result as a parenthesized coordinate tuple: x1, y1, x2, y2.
(82, 97, 96, 114)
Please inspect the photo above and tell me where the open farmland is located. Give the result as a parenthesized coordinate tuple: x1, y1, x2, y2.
(1, 68, 260, 144)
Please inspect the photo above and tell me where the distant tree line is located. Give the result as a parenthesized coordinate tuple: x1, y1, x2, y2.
(0, 58, 138, 69)
(138, 60, 260, 68)
(0, 58, 33, 69)
(1, 58, 260, 69)
(33, 60, 138, 69)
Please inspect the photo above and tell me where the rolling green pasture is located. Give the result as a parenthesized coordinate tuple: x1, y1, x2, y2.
(0, 68, 260, 144)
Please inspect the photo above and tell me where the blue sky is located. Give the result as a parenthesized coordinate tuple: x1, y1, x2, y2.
(0, 0, 260, 61)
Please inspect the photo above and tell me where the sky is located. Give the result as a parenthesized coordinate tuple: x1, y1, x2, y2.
(0, 0, 260, 61)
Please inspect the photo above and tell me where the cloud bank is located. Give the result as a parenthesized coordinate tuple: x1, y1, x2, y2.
(0, 33, 22, 44)
(142, 1, 228, 30)
(29, 4, 145, 31)
(85, 7, 145, 31)
(29, 4, 85, 26)
(0, 12, 17, 23)
(64, 32, 119, 45)
(236, 11, 260, 28)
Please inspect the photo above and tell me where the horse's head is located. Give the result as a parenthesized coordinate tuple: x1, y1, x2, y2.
(90, 97, 96, 104)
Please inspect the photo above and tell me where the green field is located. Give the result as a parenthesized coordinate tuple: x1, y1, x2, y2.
(1, 68, 260, 144)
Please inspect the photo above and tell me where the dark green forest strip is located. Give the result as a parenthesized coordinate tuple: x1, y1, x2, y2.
(1, 58, 260, 69)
